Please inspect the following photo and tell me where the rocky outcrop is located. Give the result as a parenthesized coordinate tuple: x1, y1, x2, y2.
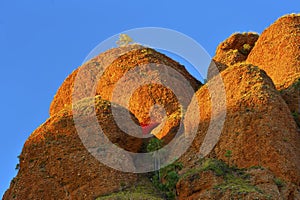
(50, 45, 201, 140)
(177, 63, 300, 199)
(177, 160, 300, 200)
(247, 14, 300, 89)
(279, 78, 300, 128)
(183, 63, 300, 187)
(208, 32, 259, 79)
(94, 47, 200, 139)
(4, 13, 300, 200)
(247, 14, 300, 128)
(3, 96, 143, 200)
(49, 44, 145, 116)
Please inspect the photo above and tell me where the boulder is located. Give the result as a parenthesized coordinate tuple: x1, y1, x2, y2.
(247, 14, 300, 89)
(184, 63, 300, 186)
(3, 96, 143, 200)
(208, 32, 259, 79)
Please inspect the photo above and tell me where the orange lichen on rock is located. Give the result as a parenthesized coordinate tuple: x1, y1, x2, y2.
(247, 14, 300, 89)
(3, 96, 143, 200)
(208, 32, 259, 79)
(4, 13, 300, 200)
(184, 63, 300, 184)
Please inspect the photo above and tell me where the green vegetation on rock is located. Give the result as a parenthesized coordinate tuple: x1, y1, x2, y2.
(95, 178, 165, 200)
(180, 158, 263, 197)
(151, 162, 183, 199)
(146, 138, 183, 199)
(273, 177, 285, 188)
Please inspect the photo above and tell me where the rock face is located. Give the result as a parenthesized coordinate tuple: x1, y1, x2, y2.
(280, 79, 300, 127)
(4, 13, 300, 200)
(50, 45, 201, 139)
(95, 48, 201, 125)
(208, 32, 259, 79)
(49, 44, 145, 116)
(177, 64, 300, 199)
(3, 96, 143, 200)
(176, 159, 300, 200)
(247, 14, 300, 89)
(181, 63, 300, 198)
(247, 14, 300, 128)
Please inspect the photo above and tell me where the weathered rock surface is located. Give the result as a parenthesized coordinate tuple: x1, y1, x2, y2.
(247, 14, 300, 128)
(3, 96, 143, 200)
(177, 160, 300, 200)
(182, 63, 300, 192)
(50, 45, 201, 140)
(247, 14, 300, 89)
(208, 32, 259, 79)
(4, 13, 300, 200)
(49, 44, 145, 116)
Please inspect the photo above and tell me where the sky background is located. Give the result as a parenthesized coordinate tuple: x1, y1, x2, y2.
(0, 0, 299, 197)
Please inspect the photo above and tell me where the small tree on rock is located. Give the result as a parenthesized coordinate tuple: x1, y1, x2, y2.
(116, 34, 133, 46)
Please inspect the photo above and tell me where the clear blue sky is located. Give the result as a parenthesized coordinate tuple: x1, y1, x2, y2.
(0, 0, 299, 197)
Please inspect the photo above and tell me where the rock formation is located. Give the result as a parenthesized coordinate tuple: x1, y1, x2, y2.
(3, 96, 143, 200)
(4, 13, 300, 200)
(50, 45, 200, 140)
(247, 14, 300, 129)
(178, 63, 300, 199)
(208, 32, 259, 79)
(247, 14, 300, 89)
(49, 44, 145, 117)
